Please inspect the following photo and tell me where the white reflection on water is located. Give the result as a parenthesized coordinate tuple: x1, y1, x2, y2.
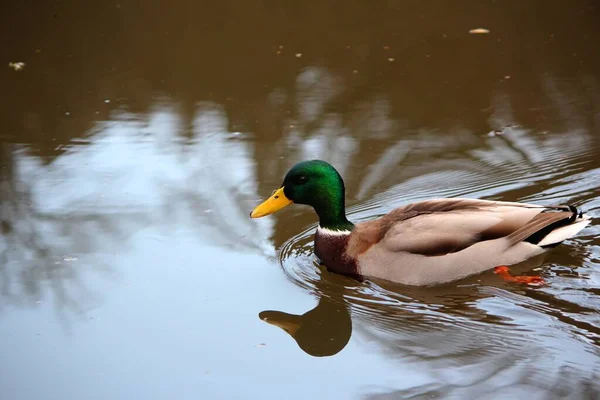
(0, 102, 274, 319)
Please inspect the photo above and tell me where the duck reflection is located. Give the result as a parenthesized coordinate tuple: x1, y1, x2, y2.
(258, 251, 600, 360)
(256, 255, 537, 358)
(259, 295, 351, 357)
(259, 266, 354, 357)
(263, 252, 600, 395)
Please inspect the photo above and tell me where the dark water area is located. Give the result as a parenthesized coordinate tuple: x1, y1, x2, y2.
(1, 1, 600, 399)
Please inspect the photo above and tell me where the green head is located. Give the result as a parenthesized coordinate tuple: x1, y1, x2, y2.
(250, 160, 354, 231)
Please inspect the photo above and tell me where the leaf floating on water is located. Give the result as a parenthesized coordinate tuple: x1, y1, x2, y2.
(469, 28, 490, 34)
(8, 62, 25, 71)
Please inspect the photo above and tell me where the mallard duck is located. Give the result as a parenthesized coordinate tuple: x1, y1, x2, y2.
(250, 160, 590, 286)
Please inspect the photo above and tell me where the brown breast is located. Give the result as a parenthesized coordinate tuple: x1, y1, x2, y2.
(314, 228, 359, 277)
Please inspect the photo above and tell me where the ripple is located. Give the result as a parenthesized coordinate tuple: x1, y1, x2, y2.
(273, 129, 600, 393)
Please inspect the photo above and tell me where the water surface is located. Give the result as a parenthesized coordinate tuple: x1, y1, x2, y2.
(1, 2, 600, 399)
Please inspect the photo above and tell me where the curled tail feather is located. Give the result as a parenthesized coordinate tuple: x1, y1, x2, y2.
(506, 204, 589, 247)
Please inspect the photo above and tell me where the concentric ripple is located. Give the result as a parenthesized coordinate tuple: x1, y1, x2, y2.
(276, 129, 600, 394)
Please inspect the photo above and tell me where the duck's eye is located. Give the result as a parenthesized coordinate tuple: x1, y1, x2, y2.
(295, 176, 308, 184)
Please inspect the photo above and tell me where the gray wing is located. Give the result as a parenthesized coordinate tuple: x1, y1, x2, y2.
(368, 198, 574, 256)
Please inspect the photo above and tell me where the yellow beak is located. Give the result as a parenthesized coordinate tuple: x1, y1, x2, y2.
(259, 311, 301, 336)
(250, 187, 292, 218)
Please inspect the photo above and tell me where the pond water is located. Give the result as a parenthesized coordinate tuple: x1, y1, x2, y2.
(1, 2, 599, 399)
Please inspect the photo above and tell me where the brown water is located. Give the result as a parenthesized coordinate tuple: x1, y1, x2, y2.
(1, 1, 600, 399)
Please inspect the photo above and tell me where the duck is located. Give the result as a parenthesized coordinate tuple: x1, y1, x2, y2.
(250, 160, 591, 286)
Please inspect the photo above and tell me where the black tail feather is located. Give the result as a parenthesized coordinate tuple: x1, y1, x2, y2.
(524, 204, 581, 245)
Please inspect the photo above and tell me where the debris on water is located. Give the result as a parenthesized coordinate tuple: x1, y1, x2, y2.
(8, 62, 25, 71)
(487, 130, 504, 137)
(388, 57, 395, 62)
(63, 255, 79, 262)
(204, 209, 213, 213)
(352, 70, 358, 74)
(295, 53, 302, 58)
(65, 112, 70, 116)
(469, 28, 490, 34)
(254, 343, 267, 348)
(104, 99, 111, 103)
(504, 75, 511, 79)
(383, 45, 390, 50)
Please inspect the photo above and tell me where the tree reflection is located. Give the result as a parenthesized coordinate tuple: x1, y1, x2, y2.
(0, 102, 276, 322)
(0, 143, 106, 324)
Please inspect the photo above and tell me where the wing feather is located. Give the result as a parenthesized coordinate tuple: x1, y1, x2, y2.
(350, 198, 573, 257)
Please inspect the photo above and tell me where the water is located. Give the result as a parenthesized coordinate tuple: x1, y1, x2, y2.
(1, 1, 599, 399)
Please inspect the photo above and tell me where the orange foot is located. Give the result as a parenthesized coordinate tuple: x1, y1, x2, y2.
(493, 266, 546, 286)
